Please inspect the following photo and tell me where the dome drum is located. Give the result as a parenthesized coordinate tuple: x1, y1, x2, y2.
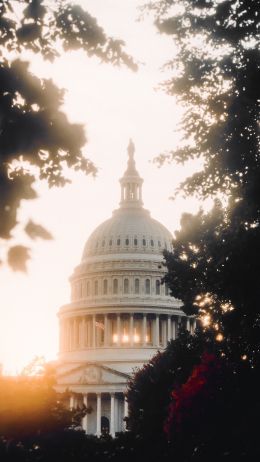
(59, 311, 194, 360)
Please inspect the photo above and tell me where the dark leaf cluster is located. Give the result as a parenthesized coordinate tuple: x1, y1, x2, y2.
(126, 329, 207, 439)
(0, 0, 136, 270)
(147, 0, 260, 364)
(164, 350, 260, 461)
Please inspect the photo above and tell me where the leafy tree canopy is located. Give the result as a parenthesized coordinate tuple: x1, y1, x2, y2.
(144, 0, 260, 364)
(0, 0, 136, 270)
(0, 367, 70, 439)
(165, 352, 260, 461)
(127, 329, 209, 439)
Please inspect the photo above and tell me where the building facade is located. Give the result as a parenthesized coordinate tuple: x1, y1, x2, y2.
(56, 141, 194, 436)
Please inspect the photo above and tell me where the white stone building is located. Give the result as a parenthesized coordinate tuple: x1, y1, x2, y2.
(56, 141, 194, 436)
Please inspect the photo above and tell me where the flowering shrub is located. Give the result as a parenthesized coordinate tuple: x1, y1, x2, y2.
(164, 352, 224, 440)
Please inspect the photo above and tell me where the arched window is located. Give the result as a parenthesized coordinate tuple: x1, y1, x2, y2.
(134, 238, 138, 246)
(109, 239, 112, 246)
(94, 280, 98, 296)
(124, 278, 129, 294)
(145, 279, 150, 294)
(134, 278, 139, 294)
(143, 238, 146, 246)
(103, 279, 108, 295)
(125, 238, 129, 246)
(113, 279, 118, 294)
(117, 238, 120, 246)
(156, 279, 160, 295)
(151, 239, 154, 247)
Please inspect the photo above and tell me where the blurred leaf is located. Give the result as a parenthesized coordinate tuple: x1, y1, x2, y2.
(7, 245, 30, 272)
(25, 220, 53, 240)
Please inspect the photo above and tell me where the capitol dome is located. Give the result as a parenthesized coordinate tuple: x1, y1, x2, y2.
(56, 141, 195, 437)
(82, 207, 173, 259)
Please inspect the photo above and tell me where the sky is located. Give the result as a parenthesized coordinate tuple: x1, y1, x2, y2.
(0, 0, 204, 374)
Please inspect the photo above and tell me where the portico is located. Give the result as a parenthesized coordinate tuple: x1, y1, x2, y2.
(69, 391, 128, 436)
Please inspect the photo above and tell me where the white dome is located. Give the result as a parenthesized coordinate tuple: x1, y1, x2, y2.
(57, 142, 190, 438)
(82, 207, 173, 260)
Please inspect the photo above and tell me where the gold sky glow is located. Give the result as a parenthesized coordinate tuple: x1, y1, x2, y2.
(0, 0, 203, 374)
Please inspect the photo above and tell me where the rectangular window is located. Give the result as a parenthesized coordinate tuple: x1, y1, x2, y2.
(145, 279, 151, 294)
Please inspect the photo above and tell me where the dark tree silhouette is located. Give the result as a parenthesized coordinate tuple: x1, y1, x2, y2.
(127, 330, 207, 439)
(145, 0, 260, 365)
(0, 366, 72, 439)
(164, 352, 260, 461)
(0, 0, 136, 270)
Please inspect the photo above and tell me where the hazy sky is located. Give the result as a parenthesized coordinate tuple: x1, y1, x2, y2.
(0, 0, 203, 374)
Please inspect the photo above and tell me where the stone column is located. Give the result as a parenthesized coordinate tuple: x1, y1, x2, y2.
(130, 314, 134, 346)
(87, 317, 91, 347)
(82, 394, 88, 433)
(78, 318, 83, 348)
(70, 321, 73, 350)
(117, 314, 121, 346)
(73, 318, 77, 349)
(67, 320, 70, 350)
(62, 320, 66, 352)
(142, 314, 147, 345)
(177, 316, 182, 337)
(191, 318, 196, 335)
(69, 319, 73, 351)
(162, 319, 167, 346)
(82, 317, 87, 348)
(69, 393, 75, 409)
(167, 315, 171, 342)
(172, 318, 176, 340)
(134, 183, 137, 200)
(110, 393, 115, 437)
(92, 314, 96, 348)
(104, 314, 108, 346)
(68, 320, 71, 350)
(186, 317, 191, 332)
(114, 395, 118, 433)
(155, 314, 160, 347)
(96, 393, 101, 436)
(124, 395, 128, 431)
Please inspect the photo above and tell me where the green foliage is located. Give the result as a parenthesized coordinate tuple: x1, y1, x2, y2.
(0, 0, 136, 270)
(145, 0, 260, 364)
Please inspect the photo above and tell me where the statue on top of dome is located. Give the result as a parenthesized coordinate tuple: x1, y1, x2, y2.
(127, 138, 135, 160)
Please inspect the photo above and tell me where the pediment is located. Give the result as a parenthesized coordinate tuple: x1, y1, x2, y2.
(56, 362, 130, 386)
